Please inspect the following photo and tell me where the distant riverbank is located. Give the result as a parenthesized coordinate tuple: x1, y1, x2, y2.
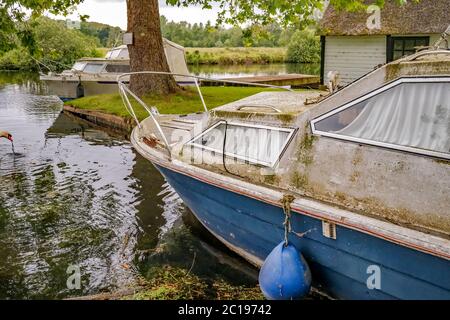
(185, 47, 287, 65)
(0, 47, 290, 71)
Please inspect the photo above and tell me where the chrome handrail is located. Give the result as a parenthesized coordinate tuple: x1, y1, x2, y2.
(117, 71, 294, 156)
(118, 81, 172, 154)
(405, 49, 450, 61)
(236, 104, 282, 113)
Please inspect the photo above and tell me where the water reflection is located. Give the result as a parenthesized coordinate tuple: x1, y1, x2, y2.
(0, 71, 48, 95)
(0, 73, 258, 299)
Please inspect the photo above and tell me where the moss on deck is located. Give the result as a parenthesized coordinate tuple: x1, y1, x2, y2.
(66, 87, 279, 121)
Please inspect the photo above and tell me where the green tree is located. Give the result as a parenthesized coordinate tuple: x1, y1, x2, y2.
(286, 30, 321, 63)
(0, 17, 101, 71)
(0, 0, 86, 53)
(33, 17, 100, 69)
(166, 0, 408, 27)
(79, 21, 123, 48)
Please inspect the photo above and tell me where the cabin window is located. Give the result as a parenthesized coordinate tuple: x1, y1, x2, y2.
(83, 63, 104, 74)
(105, 64, 130, 73)
(387, 36, 429, 62)
(187, 121, 296, 167)
(311, 78, 450, 159)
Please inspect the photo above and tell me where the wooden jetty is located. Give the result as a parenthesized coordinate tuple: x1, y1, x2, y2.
(201, 74, 320, 88)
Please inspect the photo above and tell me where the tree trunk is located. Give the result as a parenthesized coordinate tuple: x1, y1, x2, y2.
(126, 0, 179, 97)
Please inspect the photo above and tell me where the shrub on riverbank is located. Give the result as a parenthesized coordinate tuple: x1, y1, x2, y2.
(185, 42, 321, 65)
(0, 48, 34, 71)
(286, 31, 321, 64)
(186, 47, 287, 65)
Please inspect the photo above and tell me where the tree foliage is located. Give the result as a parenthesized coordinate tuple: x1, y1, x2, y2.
(0, 0, 413, 54)
(0, 17, 101, 71)
(286, 30, 321, 63)
(79, 21, 123, 48)
(0, 0, 85, 53)
(33, 17, 100, 67)
(161, 16, 295, 47)
(165, 0, 411, 27)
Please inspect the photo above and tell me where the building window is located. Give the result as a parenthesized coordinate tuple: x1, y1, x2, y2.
(311, 78, 450, 159)
(387, 36, 429, 62)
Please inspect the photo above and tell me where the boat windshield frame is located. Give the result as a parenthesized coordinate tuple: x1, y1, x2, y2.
(186, 120, 297, 168)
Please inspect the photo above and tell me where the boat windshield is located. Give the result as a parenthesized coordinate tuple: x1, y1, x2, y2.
(106, 48, 129, 59)
(106, 50, 119, 59)
(72, 61, 87, 71)
(188, 121, 295, 167)
(83, 63, 105, 74)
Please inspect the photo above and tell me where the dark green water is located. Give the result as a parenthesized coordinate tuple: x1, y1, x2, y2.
(0, 71, 259, 299)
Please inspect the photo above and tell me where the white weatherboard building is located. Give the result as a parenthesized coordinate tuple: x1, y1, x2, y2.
(319, 0, 449, 85)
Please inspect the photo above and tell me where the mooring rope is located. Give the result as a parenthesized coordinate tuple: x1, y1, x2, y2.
(281, 194, 295, 246)
(281, 194, 315, 246)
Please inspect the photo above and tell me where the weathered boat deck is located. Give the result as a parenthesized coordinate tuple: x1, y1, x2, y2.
(213, 91, 324, 114)
(201, 74, 320, 88)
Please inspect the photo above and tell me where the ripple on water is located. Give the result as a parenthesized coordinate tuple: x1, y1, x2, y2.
(0, 76, 259, 300)
(0, 83, 147, 298)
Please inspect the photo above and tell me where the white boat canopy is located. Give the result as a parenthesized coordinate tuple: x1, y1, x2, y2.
(105, 39, 191, 82)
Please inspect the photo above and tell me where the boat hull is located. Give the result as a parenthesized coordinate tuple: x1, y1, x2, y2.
(42, 79, 80, 100)
(42, 78, 195, 100)
(153, 164, 450, 300)
(42, 79, 125, 100)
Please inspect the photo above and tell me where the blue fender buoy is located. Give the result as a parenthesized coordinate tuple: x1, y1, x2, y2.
(259, 241, 312, 300)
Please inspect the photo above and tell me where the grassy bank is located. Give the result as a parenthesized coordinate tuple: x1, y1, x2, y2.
(186, 47, 287, 65)
(66, 86, 276, 120)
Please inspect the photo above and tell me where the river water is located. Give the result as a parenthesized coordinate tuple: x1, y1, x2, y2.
(0, 72, 260, 299)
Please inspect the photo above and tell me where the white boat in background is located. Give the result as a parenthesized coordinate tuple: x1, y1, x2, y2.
(40, 38, 193, 101)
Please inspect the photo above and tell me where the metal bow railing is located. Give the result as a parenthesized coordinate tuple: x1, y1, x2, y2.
(117, 71, 294, 155)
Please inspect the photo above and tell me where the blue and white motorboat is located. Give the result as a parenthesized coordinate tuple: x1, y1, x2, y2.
(118, 48, 450, 299)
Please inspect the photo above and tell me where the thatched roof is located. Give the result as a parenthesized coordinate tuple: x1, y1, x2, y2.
(319, 0, 450, 36)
